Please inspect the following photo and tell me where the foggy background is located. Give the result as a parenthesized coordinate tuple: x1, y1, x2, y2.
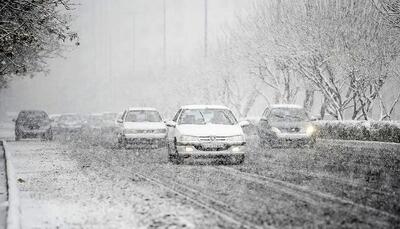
(0, 0, 259, 118)
(1, 0, 399, 120)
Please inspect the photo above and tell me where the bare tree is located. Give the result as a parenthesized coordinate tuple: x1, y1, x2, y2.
(244, 0, 400, 120)
(0, 0, 78, 90)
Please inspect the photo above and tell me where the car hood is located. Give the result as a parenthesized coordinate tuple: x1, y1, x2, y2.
(270, 121, 310, 129)
(177, 124, 243, 137)
(123, 122, 166, 130)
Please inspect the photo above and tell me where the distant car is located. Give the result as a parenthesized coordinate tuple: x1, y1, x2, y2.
(116, 107, 167, 148)
(166, 105, 249, 164)
(257, 104, 317, 147)
(14, 110, 53, 141)
(57, 113, 85, 132)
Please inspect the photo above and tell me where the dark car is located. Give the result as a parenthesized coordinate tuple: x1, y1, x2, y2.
(257, 104, 317, 147)
(14, 110, 53, 141)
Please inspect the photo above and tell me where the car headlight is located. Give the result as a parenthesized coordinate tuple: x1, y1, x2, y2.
(271, 127, 281, 134)
(306, 125, 315, 136)
(153, 129, 167, 134)
(228, 135, 245, 142)
(179, 135, 199, 142)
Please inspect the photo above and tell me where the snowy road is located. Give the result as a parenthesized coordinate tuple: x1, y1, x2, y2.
(7, 137, 400, 228)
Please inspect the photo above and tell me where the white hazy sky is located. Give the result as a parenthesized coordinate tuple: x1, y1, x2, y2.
(1, 0, 257, 115)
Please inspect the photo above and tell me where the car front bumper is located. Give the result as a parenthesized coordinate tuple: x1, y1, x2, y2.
(176, 144, 245, 158)
(268, 133, 315, 146)
(122, 133, 167, 147)
(17, 128, 50, 137)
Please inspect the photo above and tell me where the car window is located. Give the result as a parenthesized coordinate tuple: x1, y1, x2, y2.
(178, 109, 237, 125)
(125, 110, 162, 122)
(269, 108, 309, 121)
(17, 111, 48, 121)
(59, 115, 81, 122)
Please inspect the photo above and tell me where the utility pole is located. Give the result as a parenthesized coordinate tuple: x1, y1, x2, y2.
(132, 13, 136, 74)
(204, 0, 208, 58)
(163, 0, 167, 70)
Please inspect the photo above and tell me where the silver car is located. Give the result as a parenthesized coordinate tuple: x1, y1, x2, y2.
(257, 104, 317, 147)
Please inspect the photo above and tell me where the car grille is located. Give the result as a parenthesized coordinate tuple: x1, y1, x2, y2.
(194, 145, 230, 151)
(136, 130, 155, 133)
(198, 136, 227, 142)
(280, 127, 301, 133)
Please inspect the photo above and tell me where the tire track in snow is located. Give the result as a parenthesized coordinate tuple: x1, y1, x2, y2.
(90, 154, 269, 229)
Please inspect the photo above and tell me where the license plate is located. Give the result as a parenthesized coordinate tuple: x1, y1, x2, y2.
(203, 143, 224, 149)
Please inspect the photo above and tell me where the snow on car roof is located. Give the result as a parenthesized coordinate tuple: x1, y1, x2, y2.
(270, 104, 304, 109)
(180, 105, 230, 110)
(128, 107, 157, 111)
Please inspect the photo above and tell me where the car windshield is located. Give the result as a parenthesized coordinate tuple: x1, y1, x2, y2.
(18, 111, 48, 123)
(178, 109, 237, 125)
(124, 110, 162, 122)
(59, 115, 81, 122)
(269, 108, 309, 121)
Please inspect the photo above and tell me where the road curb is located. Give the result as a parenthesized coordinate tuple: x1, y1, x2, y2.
(1, 140, 21, 229)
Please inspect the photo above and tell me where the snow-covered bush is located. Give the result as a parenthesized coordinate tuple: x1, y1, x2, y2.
(314, 121, 400, 143)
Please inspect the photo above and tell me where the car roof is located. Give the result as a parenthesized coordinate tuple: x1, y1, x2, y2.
(19, 110, 47, 113)
(127, 107, 157, 111)
(60, 113, 79, 116)
(269, 104, 304, 109)
(180, 105, 230, 110)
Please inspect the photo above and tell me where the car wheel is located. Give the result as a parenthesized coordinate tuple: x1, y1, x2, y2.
(116, 134, 126, 149)
(169, 140, 183, 165)
(46, 129, 53, 141)
(309, 137, 316, 148)
(232, 155, 244, 165)
(259, 138, 271, 149)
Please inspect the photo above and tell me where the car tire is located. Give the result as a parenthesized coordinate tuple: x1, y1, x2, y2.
(168, 140, 183, 165)
(259, 138, 271, 149)
(46, 129, 54, 141)
(232, 155, 244, 164)
(309, 137, 316, 148)
(116, 134, 126, 149)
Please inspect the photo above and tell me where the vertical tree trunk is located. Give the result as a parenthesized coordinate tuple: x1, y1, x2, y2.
(303, 89, 314, 113)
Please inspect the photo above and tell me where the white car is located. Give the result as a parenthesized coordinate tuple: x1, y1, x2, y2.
(116, 107, 167, 148)
(166, 105, 249, 164)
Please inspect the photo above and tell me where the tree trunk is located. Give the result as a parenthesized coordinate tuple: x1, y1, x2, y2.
(303, 89, 314, 113)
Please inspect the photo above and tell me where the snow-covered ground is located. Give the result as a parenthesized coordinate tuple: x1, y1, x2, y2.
(3, 131, 399, 228)
(8, 140, 229, 228)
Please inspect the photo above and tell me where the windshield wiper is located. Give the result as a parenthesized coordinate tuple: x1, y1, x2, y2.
(198, 111, 207, 125)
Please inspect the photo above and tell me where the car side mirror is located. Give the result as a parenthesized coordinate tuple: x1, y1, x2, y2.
(12, 118, 16, 122)
(239, 120, 250, 127)
(116, 118, 123, 124)
(165, 121, 176, 127)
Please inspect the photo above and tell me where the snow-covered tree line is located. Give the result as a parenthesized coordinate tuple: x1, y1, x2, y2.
(0, 0, 78, 90)
(204, 0, 400, 120)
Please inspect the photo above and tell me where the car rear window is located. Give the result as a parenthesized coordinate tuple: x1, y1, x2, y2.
(125, 110, 162, 122)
